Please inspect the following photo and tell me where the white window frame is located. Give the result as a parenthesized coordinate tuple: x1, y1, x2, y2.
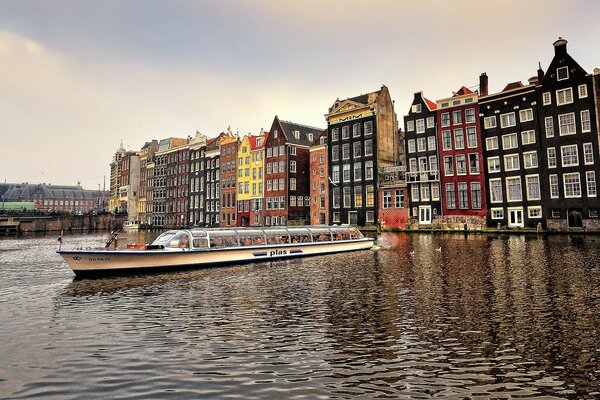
(543, 92, 551, 105)
(506, 176, 523, 202)
(528, 206, 542, 219)
(407, 139, 416, 153)
(486, 136, 498, 151)
(547, 147, 557, 168)
(502, 133, 518, 150)
(491, 208, 504, 220)
(500, 112, 516, 128)
(586, 171, 597, 197)
(526, 174, 541, 200)
(581, 110, 591, 133)
(489, 178, 503, 203)
(519, 108, 533, 122)
(406, 120, 415, 132)
(561, 144, 579, 167)
(488, 157, 501, 173)
(426, 116, 435, 128)
(523, 151, 538, 169)
(558, 113, 576, 136)
(583, 143, 594, 165)
(483, 116, 497, 129)
(563, 172, 581, 198)
(557, 66, 569, 81)
(521, 130, 535, 145)
(545, 116, 554, 138)
(549, 174, 559, 199)
(556, 87, 573, 106)
(504, 154, 520, 171)
(578, 84, 588, 98)
(416, 119, 425, 134)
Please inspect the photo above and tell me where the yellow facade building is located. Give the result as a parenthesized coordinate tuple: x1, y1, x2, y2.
(236, 131, 268, 226)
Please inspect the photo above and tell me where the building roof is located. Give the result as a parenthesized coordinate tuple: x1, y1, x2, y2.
(502, 81, 525, 92)
(454, 86, 474, 96)
(2, 183, 106, 201)
(424, 97, 437, 110)
(279, 119, 324, 146)
(249, 131, 269, 150)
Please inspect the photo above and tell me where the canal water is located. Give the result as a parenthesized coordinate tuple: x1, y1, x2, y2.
(0, 231, 599, 399)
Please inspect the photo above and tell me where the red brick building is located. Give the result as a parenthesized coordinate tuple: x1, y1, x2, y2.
(309, 130, 329, 225)
(263, 116, 323, 226)
(377, 166, 409, 229)
(436, 87, 487, 228)
(219, 128, 239, 227)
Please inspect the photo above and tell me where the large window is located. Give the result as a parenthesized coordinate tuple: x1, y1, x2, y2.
(395, 190, 404, 208)
(441, 113, 450, 127)
(471, 182, 482, 209)
(417, 137, 427, 152)
(342, 126, 350, 139)
(561, 145, 579, 167)
(545, 117, 554, 137)
(342, 164, 351, 182)
(578, 84, 588, 98)
(366, 185, 374, 206)
(502, 133, 518, 150)
(353, 162, 362, 181)
(365, 161, 373, 180)
(556, 88, 573, 105)
(506, 177, 522, 202)
(458, 182, 468, 209)
(416, 119, 425, 134)
(353, 142, 362, 158)
(581, 110, 591, 132)
(519, 108, 533, 122)
(428, 136, 436, 151)
(442, 130, 452, 150)
(365, 140, 373, 156)
(504, 154, 520, 171)
(488, 157, 501, 173)
(564, 172, 581, 198)
(465, 108, 476, 123)
(584, 143, 594, 165)
(331, 145, 339, 162)
(444, 156, 454, 175)
(332, 165, 340, 183)
(445, 183, 456, 209)
(420, 184, 430, 201)
(526, 175, 541, 200)
(343, 187, 351, 207)
(523, 151, 538, 169)
(500, 112, 516, 128)
(342, 143, 350, 159)
(549, 175, 559, 198)
(547, 147, 557, 168)
(486, 136, 498, 150)
(467, 127, 477, 148)
(490, 179, 502, 203)
(353, 123, 361, 137)
(453, 110, 462, 125)
(332, 187, 340, 208)
(558, 113, 576, 135)
(521, 130, 535, 145)
(469, 154, 480, 174)
(426, 116, 434, 128)
(407, 139, 416, 153)
(454, 129, 465, 149)
(354, 187, 363, 207)
(586, 171, 597, 197)
(364, 121, 373, 135)
(456, 154, 466, 175)
(483, 116, 496, 129)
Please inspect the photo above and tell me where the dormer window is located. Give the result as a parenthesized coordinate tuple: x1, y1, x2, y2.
(308, 133, 313, 142)
(557, 66, 569, 81)
(274, 130, 278, 138)
(256, 138, 262, 147)
(294, 130, 300, 139)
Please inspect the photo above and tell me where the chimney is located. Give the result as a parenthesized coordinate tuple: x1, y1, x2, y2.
(528, 76, 539, 86)
(553, 37, 568, 55)
(479, 72, 488, 96)
(537, 61, 545, 83)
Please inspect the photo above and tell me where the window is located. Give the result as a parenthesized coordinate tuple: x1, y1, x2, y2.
(484, 116, 497, 129)
(332, 187, 340, 208)
(456, 154, 466, 175)
(454, 129, 465, 149)
(411, 185, 420, 202)
(290, 178, 296, 191)
(490, 179, 503, 203)
(331, 128, 339, 141)
(559, 113, 576, 135)
(467, 127, 477, 148)
(505, 154, 520, 171)
(556, 88, 573, 106)
(442, 130, 452, 150)
(352, 123, 361, 137)
(441, 112, 450, 127)
(417, 137, 427, 152)
(471, 182, 482, 209)
(549, 174, 559, 198)
(557, 66, 569, 81)
(528, 207, 542, 219)
(343, 187, 351, 207)
(587, 171, 597, 197)
(506, 177, 522, 202)
(431, 182, 440, 200)
(545, 117, 555, 137)
(342, 143, 350, 159)
(365, 161, 373, 180)
(343, 164, 350, 182)
(486, 136, 499, 150)
(491, 208, 504, 219)
(543, 92, 551, 105)
(406, 120, 415, 132)
(502, 133, 518, 150)
(523, 151, 538, 169)
(444, 156, 454, 175)
(353, 162, 362, 181)
(526, 175, 541, 200)
(420, 184, 430, 201)
(584, 143, 594, 165)
(561, 145, 579, 167)
(426, 116, 434, 128)
(519, 108, 533, 122)
(445, 183, 456, 209)
(366, 211, 374, 223)
(289, 145, 296, 155)
(416, 119, 425, 133)
(429, 155, 438, 172)
(563, 172, 581, 198)
(332, 166, 340, 182)
(469, 153, 480, 174)
(365, 139, 373, 156)
(290, 196, 296, 207)
(409, 158, 418, 172)
(342, 126, 349, 139)
(353, 142, 362, 158)
(457, 182, 469, 209)
(552, 209, 561, 218)
(521, 130, 535, 145)
(547, 147, 557, 168)
(465, 108, 475, 123)
(578, 84, 588, 98)
(453, 110, 462, 125)
(581, 110, 591, 132)
(395, 190, 404, 208)
(382, 190, 391, 209)
(488, 157, 501, 173)
(364, 121, 373, 135)
(354, 186, 363, 207)
(500, 112, 516, 128)
(332, 212, 340, 223)
(427, 135, 436, 151)
(407, 139, 416, 153)
(366, 185, 374, 206)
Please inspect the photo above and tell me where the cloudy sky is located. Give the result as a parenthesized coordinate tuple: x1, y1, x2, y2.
(1, 0, 599, 189)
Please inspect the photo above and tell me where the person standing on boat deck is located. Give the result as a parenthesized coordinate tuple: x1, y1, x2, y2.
(179, 235, 189, 249)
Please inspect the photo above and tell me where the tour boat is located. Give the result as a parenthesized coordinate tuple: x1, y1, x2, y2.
(58, 225, 375, 277)
(122, 220, 140, 231)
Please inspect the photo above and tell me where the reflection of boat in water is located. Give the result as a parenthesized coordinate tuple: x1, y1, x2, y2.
(58, 225, 374, 277)
(122, 221, 140, 231)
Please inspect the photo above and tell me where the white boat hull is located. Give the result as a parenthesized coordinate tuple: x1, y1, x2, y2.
(58, 238, 374, 277)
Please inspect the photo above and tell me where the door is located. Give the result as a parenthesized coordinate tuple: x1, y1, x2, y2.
(418, 206, 432, 225)
(508, 208, 524, 228)
(568, 209, 583, 228)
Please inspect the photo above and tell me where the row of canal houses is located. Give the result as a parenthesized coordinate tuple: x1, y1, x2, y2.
(405, 38, 600, 230)
(110, 38, 600, 231)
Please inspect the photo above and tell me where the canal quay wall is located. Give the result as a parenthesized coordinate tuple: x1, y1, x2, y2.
(0, 214, 125, 234)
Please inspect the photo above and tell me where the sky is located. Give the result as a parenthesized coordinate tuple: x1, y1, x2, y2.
(1, 0, 599, 190)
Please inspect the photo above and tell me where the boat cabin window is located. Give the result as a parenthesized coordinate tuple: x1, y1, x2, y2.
(208, 231, 238, 248)
(191, 230, 208, 249)
(265, 229, 290, 244)
(163, 231, 191, 249)
(151, 231, 177, 247)
(331, 227, 351, 241)
(238, 230, 266, 246)
(309, 227, 332, 242)
(348, 227, 364, 239)
(289, 228, 312, 243)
